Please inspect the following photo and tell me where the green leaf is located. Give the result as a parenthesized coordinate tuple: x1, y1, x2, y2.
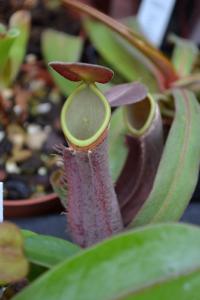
(130, 89, 200, 227)
(169, 34, 199, 77)
(13, 224, 200, 300)
(0, 222, 28, 285)
(22, 229, 37, 238)
(7, 10, 31, 85)
(42, 29, 84, 95)
(108, 108, 128, 182)
(84, 18, 159, 93)
(23, 231, 80, 268)
(122, 16, 142, 34)
(0, 28, 19, 86)
(28, 263, 47, 282)
(113, 270, 200, 299)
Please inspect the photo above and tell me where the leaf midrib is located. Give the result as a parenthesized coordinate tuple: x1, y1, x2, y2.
(112, 265, 200, 300)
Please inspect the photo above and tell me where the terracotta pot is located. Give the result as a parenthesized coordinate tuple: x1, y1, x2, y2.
(4, 193, 63, 218)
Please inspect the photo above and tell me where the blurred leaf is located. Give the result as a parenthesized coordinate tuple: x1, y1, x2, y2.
(44, 0, 61, 9)
(105, 82, 147, 107)
(28, 263, 47, 282)
(62, 0, 177, 88)
(49, 62, 113, 83)
(84, 18, 159, 93)
(113, 270, 200, 300)
(131, 89, 200, 227)
(13, 224, 200, 300)
(0, 28, 19, 86)
(22, 230, 36, 238)
(0, 222, 28, 286)
(22, 231, 80, 268)
(42, 29, 84, 95)
(172, 73, 200, 92)
(7, 10, 31, 85)
(169, 34, 199, 77)
(108, 108, 128, 183)
(0, 23, 6, 34)
(122, 16, 141, 33)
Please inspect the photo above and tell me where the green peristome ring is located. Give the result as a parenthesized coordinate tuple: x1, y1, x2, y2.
(61, 82, 111, 148)
(123, 93, 156, 137)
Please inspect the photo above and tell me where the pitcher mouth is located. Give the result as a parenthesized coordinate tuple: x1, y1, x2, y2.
(124, 94, 156, 137)
(61, 82, 111, 149)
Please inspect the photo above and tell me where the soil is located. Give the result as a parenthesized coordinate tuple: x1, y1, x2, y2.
(0, 0, 83, 200)
(0, 59, 66, 200)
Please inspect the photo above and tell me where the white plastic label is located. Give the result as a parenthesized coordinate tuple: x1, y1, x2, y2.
(0, 182, 3, 222)
(137, 0, 176, 47)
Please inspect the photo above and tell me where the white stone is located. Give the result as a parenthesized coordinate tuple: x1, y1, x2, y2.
(6, 161, 20, 174)
(2, 88, 13, 100)
(38, 167, 47, 176)
(37, 103, 51, 114)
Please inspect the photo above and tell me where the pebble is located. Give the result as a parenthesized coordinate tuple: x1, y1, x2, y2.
(0, 137, 12, 157)
(13, 104, 23, 115)
(26, 124, 50, 150)
(1, 88, 13, 100)
(25, 53, 37, 64)
(7, 124, 26, 148)
(10, 149, 32, 163)
(20, 154, 42, 174)
(4, 179, 31, 200)
(36, 102, 51, 114)
(27, 124, 41, 134)
(49, 90, 61, 104)
(29, 79, 45, 92)
(38, 166, 47, 176)
(6, 161, 20, 174)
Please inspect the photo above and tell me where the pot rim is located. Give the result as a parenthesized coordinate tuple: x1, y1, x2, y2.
(4, 192, 57, 206)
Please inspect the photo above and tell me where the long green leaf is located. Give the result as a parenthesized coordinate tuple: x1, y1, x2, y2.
(169, 34, 199, 77)
(14, 224, 200, 300)
(84, 18, 159, 92)
(42, 29, 84, 95)
(22, 231, 80, 268)
(62, 0, 177, 88)
(130, 89, 200, 227)
(122, 16, 141, 33)
(114, 270, 200, 299)
(108, 107, 128, 182)
(0, 28, 19, 87)
(7, 10, 31, 85)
